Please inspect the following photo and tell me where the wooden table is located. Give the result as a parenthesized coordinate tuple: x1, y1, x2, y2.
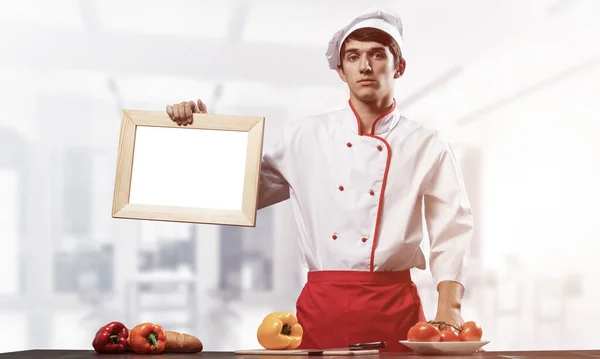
(1, 351, 599, 358)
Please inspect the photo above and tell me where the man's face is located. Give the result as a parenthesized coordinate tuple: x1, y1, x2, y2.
(336, 39, 405, 102)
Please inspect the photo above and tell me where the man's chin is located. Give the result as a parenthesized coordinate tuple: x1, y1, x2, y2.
(353, 92, 379, 102)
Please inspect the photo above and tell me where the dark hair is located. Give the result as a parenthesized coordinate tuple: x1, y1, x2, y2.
(339, 27, 403, 69)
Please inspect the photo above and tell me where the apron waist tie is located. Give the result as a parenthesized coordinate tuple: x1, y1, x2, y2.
(307, 270, 412, 284)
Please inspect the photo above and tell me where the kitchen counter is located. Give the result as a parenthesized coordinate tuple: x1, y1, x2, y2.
(1, 350, 599, 358)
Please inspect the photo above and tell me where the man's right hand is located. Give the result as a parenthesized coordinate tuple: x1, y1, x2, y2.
(166, 99, 208, 126)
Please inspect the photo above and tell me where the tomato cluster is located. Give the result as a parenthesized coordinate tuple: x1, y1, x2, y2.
(406, 320, 483, 342)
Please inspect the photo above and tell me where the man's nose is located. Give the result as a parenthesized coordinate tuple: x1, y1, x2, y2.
(359, 56, 372, 73)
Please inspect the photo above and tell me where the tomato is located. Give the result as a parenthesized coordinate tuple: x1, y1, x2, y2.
(459, 321, 483, 341)
(408, 322, 441, 342)
(406, 326, 416, 341)
(440, 330, 460, 342)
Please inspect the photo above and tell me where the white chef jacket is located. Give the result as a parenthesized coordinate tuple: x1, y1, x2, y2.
(257, 100, 474, 288)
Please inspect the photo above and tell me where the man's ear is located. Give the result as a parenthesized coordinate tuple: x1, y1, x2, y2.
(337, 64, 347, 83)
(394, 58, 407, 79)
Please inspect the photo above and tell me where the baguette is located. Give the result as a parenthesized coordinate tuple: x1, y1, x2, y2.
(165, 330, 204, 353)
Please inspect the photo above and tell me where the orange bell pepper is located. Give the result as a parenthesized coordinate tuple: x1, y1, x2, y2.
(257, 312, 303, 350)
(128, 322, 167, 354)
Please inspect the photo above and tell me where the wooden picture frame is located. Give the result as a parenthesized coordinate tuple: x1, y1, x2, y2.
(112, 109, 265, 227)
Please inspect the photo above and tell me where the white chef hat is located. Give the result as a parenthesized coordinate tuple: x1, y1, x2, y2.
(325, 8, 404, 70)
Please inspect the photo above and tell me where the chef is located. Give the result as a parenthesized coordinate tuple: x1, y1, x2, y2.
(166, 8, 474, 353)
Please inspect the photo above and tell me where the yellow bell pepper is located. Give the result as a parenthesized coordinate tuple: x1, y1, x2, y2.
(257, 312, 303, 350)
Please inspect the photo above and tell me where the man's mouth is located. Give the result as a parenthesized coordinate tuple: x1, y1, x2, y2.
(358, 79, 376, 85)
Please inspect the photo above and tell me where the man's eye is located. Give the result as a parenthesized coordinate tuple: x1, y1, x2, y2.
(372, 53, 384, 59)
(347, 55, 358, 61)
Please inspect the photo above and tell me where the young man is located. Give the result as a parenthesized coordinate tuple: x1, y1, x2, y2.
(167, 8, 474, 352)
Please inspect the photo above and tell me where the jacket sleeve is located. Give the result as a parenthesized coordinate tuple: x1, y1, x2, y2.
(422, 137, 475, 289)
(256, 129, 290, 210)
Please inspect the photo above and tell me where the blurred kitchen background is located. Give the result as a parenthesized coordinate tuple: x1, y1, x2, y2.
(1, 0, 599, 353)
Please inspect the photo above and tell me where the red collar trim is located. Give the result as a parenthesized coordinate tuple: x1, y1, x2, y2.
(348, 99, 397, 136)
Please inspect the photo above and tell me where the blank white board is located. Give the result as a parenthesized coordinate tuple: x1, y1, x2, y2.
(112, 110, 265, 227)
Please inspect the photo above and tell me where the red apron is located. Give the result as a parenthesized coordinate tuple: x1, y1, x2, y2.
(295, 270, 426, 353)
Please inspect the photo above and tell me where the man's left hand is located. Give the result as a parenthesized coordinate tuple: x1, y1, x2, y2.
(432, 309, 485, 352)
(433, 307, 464, 332)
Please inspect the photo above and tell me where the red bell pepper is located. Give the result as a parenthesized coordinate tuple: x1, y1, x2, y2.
(129, 322, 167, 354)
(92, 321, 129, 354)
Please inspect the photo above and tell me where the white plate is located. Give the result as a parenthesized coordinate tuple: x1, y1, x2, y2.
(399, 340, 490, 355)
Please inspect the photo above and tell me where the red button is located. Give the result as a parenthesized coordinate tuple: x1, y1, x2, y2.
(346, 142, 352, 147)
(369, 190, 375, 196)
(362, 237, 368, 242)
(377, 145, 383, 151)
(339, 185, 344, 191)
(332, 234, 337, 240)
